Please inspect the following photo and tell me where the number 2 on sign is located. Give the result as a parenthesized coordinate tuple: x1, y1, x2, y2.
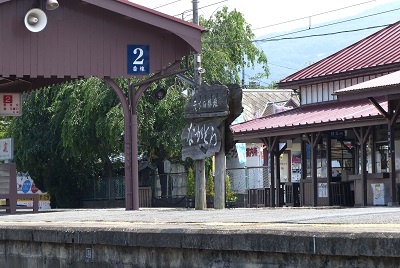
(3, 95, 12, 104)
(132, 48, 144, 65)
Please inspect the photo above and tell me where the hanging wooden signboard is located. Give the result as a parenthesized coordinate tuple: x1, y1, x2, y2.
(181, 118, 224, 160)
(184, 83, 229, 120)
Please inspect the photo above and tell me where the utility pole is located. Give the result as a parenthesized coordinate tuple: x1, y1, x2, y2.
(192, 0, 206, 210)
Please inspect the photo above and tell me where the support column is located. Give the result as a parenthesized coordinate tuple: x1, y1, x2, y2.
(266, 137, 278, 207)
(388, 100, 400, 206)
(369, 97, 400, 206)
(327, 133, 332, 206)
(214, 125, 226, 209)
(304, 132, 321, 207)
(195, 159, 206, 209)
(300, 137, 307, 206)
(275, 140, 287, 207)
(353, 126, 372, 206)
(311, 134, 318, 207)
(388, 122, 397, 206)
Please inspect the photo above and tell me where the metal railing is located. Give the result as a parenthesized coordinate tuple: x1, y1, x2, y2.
(82, 166, 271, 208)
(82, 177, 125, 200)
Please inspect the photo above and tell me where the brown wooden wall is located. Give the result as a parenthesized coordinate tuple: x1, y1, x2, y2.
(0, 0, 193, 80)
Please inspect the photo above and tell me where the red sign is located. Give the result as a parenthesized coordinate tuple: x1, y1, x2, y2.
(31, 183, 39, 194)
(0, 93, 21, 116)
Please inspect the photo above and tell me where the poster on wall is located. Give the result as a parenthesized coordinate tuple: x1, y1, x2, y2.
(292, 151, 301, 182)
(318, 183, 328, 198)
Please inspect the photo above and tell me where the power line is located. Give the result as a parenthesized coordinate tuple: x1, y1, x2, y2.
(268, 63, 297, 70)
(201, 3, 399, 46)
(153, 0, 182, 9)
(173, 0, 228, 18)
(264, 6, 400, 41)
(252, 0, 376, 31)
(254, 24, 390, 43)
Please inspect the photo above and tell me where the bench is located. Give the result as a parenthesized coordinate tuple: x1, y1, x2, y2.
(0, 163, 38, 214)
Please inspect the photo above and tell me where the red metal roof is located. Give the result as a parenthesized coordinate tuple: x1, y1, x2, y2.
(279, 21, 400, 84)
(334, 70, 400, 95)
(231, 97, 386, 138)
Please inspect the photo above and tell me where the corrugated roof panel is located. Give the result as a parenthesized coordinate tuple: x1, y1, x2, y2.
(280, 21, 400, 83)
(231, 98, 386, 134)
(334, 70, 400, 94)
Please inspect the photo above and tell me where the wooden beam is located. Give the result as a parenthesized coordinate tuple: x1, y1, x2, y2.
(390, 100, 400, 126)
(368, 97, 390, 120)
(353, 126, 372, 206)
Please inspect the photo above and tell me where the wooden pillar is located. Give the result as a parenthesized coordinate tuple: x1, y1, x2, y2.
(214, 126, 225, 209)
(300, 136, 307, 206)
(388, 100, 400, 206)
(263, 145, 269, 189)
(371, 127, 376, 174)
(369, 97, 400, 206)
(195, 159, 206, 209)
(389, 122, 397, 206)
(267, 137, 278, 207)
(353, 126, 372, 206)
(327, 133, 332, 206)
(311, 134, 318, 207)
(275, 141, 287, 207)
(304, 132, 322, 207)
(276, 143, 281, 207)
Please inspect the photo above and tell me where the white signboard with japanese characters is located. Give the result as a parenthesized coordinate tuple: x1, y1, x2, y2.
(0, 138, 13, 160)
(0, 93, 21, 116)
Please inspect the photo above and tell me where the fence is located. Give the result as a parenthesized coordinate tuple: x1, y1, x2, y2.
(82, 177, 152, 207)
(227, 166, 269, 207)
(82, 166, 271, 208)
(83, 177, 125, 200)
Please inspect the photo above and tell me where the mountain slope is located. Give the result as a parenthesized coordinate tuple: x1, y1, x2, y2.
(247, 1, 400, 87)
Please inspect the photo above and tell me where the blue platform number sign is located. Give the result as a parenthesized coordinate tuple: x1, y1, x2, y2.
(127, 45, 150, 75)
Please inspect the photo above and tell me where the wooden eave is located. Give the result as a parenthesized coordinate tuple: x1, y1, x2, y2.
(83, 0, 204, 53)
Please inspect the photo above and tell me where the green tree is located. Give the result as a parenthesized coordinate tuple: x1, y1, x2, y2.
(186, 167, 195, 196)
(200, 7, 269, 85)
(51, 78, 124, 179)
(206, 169, 214, 197)
(6, 78, 126, 208)
(225, 174, 237, 202)
(7, 87, 99, 207)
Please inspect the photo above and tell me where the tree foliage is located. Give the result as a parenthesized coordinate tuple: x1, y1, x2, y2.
(200, 7, 269, 85)
(6, 78, 126, 207)
(137, 81, 187, 162)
